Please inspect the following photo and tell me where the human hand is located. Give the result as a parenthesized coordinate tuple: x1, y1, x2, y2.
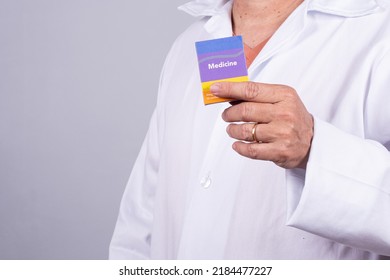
(210, 82, 314, 169)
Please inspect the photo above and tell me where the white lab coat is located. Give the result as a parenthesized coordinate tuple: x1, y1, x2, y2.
(110, 0, 390, 259)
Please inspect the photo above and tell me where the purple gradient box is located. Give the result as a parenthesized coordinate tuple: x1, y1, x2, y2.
(195, 36, 248, 104)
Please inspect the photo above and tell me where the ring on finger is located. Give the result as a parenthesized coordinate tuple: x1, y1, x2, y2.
(251, 122, 262, 143)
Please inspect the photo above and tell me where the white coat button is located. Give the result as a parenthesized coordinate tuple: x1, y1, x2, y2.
(200, 172, 212, 189)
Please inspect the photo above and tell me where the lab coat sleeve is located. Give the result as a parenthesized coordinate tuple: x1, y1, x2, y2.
(108, 41, 176, 259)
(285, 50, 390, 256)
(108, 108, 160, 259)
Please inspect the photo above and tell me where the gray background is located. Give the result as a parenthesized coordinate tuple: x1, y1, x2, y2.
(0, 0, 193, 259)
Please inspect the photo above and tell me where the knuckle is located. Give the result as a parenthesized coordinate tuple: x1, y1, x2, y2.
(280, 148, 290, 161)
(244, 82, 260, 100)
(277, 125, 294, 140)
(274, 153, 288, 167)
(241, 125, 252, 141)
(240, 103, 254, 121)
(277, 143, 292, 162)
(278, 110, 295, 121)
(280, 85, 296, 97)
(225, 82, 233, 95)
(284, 138, 294, 149)
(286, 123, 297, 138)
(247, 144, 259, 158)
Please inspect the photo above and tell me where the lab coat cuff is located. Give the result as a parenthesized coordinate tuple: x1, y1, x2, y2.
(285, 117, 390, 255)
(285, 116, 352, 228)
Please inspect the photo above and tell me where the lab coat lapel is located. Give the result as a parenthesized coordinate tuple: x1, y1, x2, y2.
(249, 1, 308, 72)
(202, 1, 234, 39)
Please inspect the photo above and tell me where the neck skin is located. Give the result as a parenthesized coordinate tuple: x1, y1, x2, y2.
(232, 0, 304, 48)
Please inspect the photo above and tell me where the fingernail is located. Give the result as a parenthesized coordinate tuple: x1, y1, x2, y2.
(221, 110, 227, 121)
(226, 125, 231, 135)
(210, 83, 221, 95)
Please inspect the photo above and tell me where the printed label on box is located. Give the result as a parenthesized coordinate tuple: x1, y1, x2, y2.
(195, 36, 248, 105)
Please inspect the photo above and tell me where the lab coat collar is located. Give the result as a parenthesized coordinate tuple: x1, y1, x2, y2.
(307, 0, 381, 17)
(178, 0, 381, 18)
(178, 0, 229, 17)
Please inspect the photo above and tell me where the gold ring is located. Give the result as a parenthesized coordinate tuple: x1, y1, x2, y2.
(251, 122, 260, 143)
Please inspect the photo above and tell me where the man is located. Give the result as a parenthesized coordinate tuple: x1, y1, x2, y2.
(110, 0, 390, 259)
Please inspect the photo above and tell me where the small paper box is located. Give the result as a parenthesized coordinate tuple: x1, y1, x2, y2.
(195, 36, 248, 105)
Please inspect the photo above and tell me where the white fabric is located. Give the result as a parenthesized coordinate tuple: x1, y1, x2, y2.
(110, 0, 390, 259)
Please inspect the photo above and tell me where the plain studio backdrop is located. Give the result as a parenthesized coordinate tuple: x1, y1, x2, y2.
(0, 0, 192, 259)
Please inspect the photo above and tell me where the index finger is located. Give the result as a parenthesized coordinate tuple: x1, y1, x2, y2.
(210, 81, 286, 103)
